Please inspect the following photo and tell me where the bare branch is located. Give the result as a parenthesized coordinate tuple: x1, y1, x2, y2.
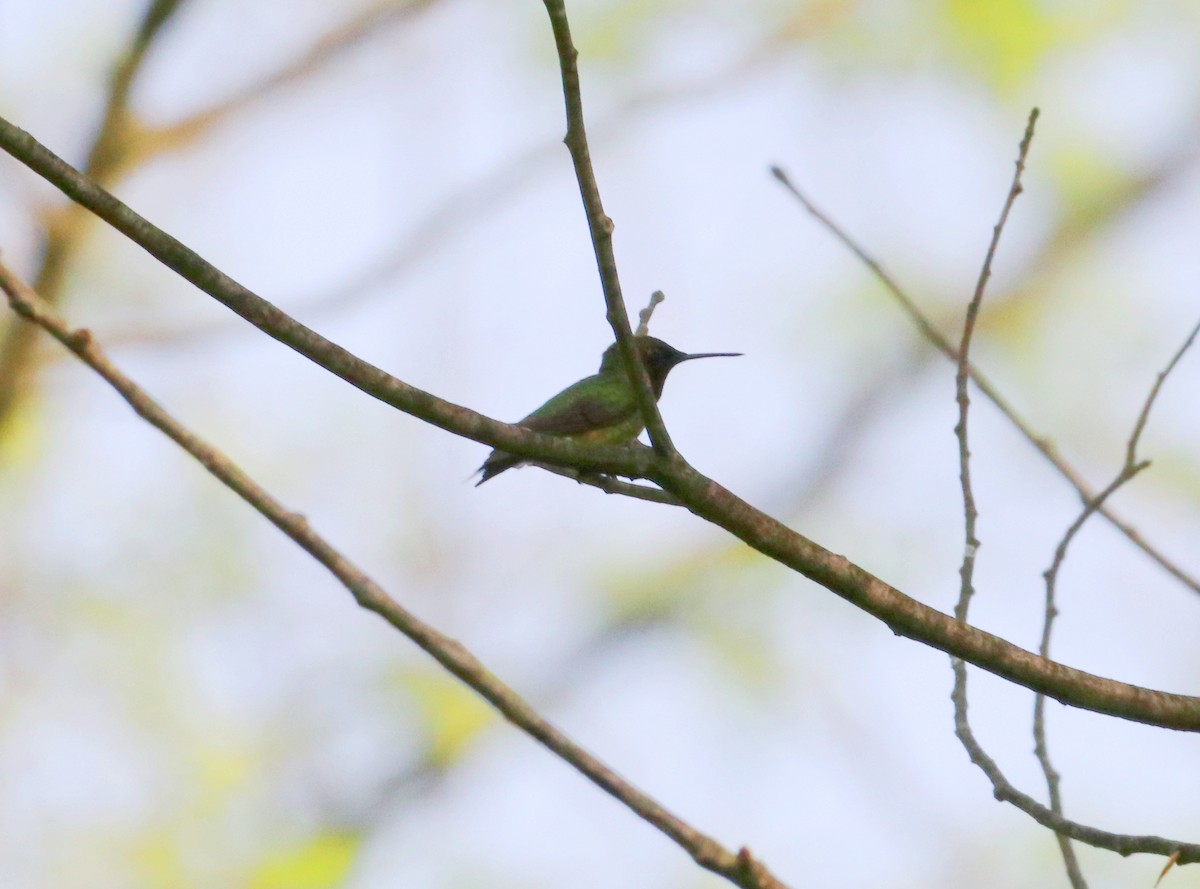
(0, 117, 663, 480)
(0, 260, 777, 889)
(777, 115, 1200, 867)
(87, 7, 846, 351)
(954, 107, 1039, 619)
(1125, 317, 1200, 466)
(1033, 313, 1200, 886)
(951, 109, 1036, 827)
(1, 110, 1198, 734)
(950, 683, 1200, 860)
(944, 107, 1075, 885)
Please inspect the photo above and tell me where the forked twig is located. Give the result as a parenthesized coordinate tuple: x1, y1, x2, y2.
(1033, 315, 1200, 887)
(947, 109, 1086, 889)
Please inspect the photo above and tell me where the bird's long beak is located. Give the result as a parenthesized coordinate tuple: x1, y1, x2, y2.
(679, 351, 742, 361)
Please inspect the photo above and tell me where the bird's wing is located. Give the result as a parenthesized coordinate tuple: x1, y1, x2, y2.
(518, 377, 637, 435)
(476, 377, 638, 484)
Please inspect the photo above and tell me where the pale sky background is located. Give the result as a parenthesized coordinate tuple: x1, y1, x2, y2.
(0, 1, 1199, 888)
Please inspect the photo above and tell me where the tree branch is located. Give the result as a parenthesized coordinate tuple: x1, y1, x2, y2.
(1033, 313, 1199, 885)
(954, 107, 1038, 620)
(0, 260, 784, 889)
(0, 113, 1197, 737)
(0, 117, 665, 482)
(541, 0, 675, 457)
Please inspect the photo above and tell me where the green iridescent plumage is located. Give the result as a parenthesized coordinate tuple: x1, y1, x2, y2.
(476, 335, 739, 485)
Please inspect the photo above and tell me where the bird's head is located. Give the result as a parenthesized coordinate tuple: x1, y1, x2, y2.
(599, 336, 741, 396)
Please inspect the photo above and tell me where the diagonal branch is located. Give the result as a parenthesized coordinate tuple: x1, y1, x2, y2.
(147, 0, 439, 156)
(0, 261, 784, 889)
(0, 117, 661, 481)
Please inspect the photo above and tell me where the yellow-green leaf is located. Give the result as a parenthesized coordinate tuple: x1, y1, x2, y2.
(248, 833, 360, 889)
(396, 670, 495, 767)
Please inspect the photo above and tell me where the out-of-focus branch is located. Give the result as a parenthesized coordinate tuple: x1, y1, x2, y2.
(0, 0, 443, 435)
(0, 0, 187, 434)
(0, 118, 667, 481)
(145, 0, 439, 156)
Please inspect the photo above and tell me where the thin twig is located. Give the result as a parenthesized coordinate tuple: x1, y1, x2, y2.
(539, 5, 779, 879)
(770, 165, 1200, 597)
(1034, 474, 1136, 889)
(535, 462, 682, 505)
(3, 15, 1198, 874)
(777, 125, 1200, 865)
(105, 6, 840, 349)
(944, 108, 1057, 870)
(949, 118, 1041, 840)
(1033, 314, 1199, 888)
(954, 107, 1039, 620)
(944, 107, 1071, 885)
(1125, 318, 1200, 466)
(0, 261, 771, 889)
(541, 0, 675, 459)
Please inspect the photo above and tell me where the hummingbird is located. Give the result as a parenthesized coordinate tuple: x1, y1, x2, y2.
(476, 335, 741, 485)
